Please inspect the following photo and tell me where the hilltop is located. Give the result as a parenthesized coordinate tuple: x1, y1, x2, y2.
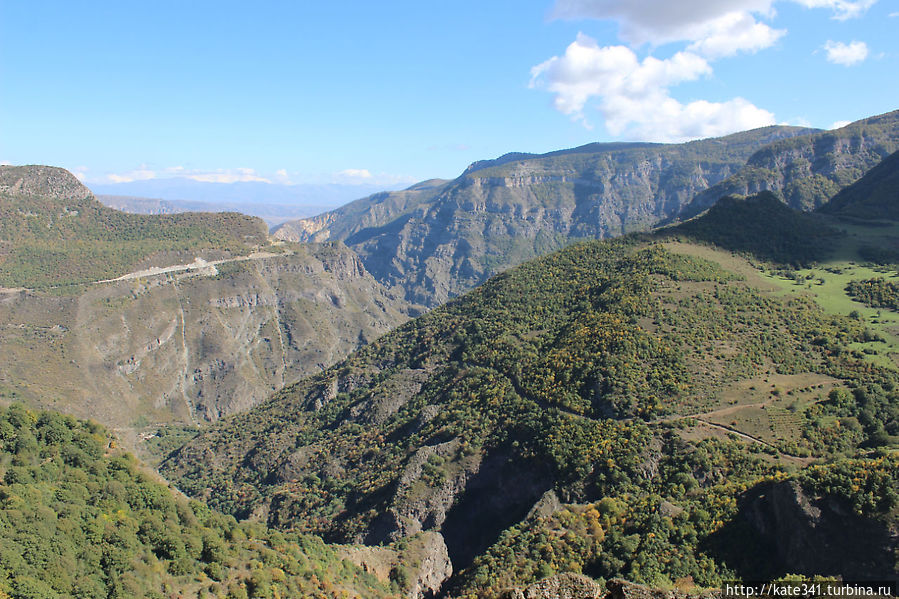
(0, 165, 268, 288)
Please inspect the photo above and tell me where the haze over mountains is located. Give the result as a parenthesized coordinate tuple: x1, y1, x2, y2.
(2, 109, 899, 598)
(91, 178, 411, 226)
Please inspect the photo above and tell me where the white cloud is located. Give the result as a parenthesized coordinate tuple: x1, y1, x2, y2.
(336, 168, 373, 180)
(534, 0, 877, 137)
(829, 120, 852, 129)
(823, 40, 869, 65)
(552, 0, 876, 42)
(530, 33, 774, 141)
(891, 11, 899, 16)
(551, 0, 777, 46)
(0, 161, 11, 166)
(686, 12, 785, 58)
(102, 166, 270, 184)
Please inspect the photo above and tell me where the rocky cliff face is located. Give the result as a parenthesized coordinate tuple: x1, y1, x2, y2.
(339, 531, 452, 599)
(275, 127, 813, 306)
(0, 243, 412, 438)
(735, 480, 898, 579)
(683, 110, 899, 216)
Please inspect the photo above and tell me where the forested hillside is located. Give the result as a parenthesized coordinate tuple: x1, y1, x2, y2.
(165, 193, 899, 596)
(0, 404, 412, 599)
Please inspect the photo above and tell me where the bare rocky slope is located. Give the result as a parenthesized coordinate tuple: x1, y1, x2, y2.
(274, 127, 815, 306)
(817, 148, 899, 220)
(0, 166, 414, 443)
(680, 110, 899, 218)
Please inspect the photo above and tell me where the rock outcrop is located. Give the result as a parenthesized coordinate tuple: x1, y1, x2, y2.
(339, 531, 452, 599)
(500, 576, 720, 599)
(0, 164, 93, 201)
(736, 480, 898, 579)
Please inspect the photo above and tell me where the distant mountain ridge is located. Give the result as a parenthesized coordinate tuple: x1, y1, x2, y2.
(680, 109, 899, 218)
(274, 125, 817, 306)
(90, 177, 407, 208)
(818, 148, 899, 219)
(97, 194, 338, 227)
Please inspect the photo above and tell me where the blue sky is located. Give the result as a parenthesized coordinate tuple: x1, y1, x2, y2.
(1, 0, 896, 188)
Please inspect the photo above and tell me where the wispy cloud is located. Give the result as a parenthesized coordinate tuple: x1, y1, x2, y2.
(101, 166, 271, 184)
(107, 168, 158, 183)
(823, 40, 869, 65)
(793, 0, 877, 20)
(331, 169, 416, 186)
(187, 167, 270, 184)
(829, 120, 852, 129)
(336, 168, 373, 180)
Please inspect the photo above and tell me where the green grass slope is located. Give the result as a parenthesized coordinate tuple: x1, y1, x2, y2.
(0, 166, 269, 288)
(163, 198, 899, 595)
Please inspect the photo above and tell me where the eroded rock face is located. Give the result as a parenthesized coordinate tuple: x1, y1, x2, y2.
(0, 244, 413, 438)
(737, 481, 898, 579)
(339, 532, 452, 599)
(684, 111, 899, 216)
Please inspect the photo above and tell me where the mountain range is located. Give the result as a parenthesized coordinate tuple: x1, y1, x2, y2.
(273, 111, 899, 309)
(1, 109, 899, 598)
